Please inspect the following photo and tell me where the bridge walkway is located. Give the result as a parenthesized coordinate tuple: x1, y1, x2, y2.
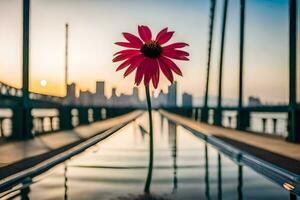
(160, 110, 300, 175)
(0, 110, 142, 187)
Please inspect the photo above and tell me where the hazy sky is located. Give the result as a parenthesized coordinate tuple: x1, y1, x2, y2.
(0, 0, 298, 105)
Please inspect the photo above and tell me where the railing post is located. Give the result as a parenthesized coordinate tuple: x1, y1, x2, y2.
(78, 107, 89, 125)
(93, 107, 101, 122)
(237, 0, 246, 130)
(237, 109, 250, 131)
(59, 106, 72, 130)
(228, 116, 232, 128)
(214, 108, 222, 126)
(215, 0, 228, 127)
(12, 107, 31, 139)
(272, 118, 277, 134)
(22, 0, 32, 139)
(262, 118, 267, 133)
(288, 0, 299, 143)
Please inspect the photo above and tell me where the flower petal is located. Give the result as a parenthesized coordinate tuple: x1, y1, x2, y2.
(162, 49, 189, 60)
(152, 60, 160, 88)
(113, 51, 140, 62)
(161, 56, 183, 76)
(156, 31, 174, 45)
(143, 58, 155, 86)
(138, 25, 152, 42)
(163, 42, 189, 50)
(135, 60, 147, 86)
(158, 58, 174, 83)
(122, 32, 143, 48)
(115, 42, 139, 48)
(113, 49, 140, 56)
(156, 28, 168, 41)
(163, 49, 189, 56)
(116, 54, 143, 71)
(123, 55, 144, 77)
(116, 59, 131, 71)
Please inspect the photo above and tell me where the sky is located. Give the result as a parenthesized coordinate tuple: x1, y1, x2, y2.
(0, 0, 299, 105)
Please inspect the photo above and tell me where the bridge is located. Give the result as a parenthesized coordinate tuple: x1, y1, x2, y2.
(1, 0, 298, 142)
(0, 0, 299, 199)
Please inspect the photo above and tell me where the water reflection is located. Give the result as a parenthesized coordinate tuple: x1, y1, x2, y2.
(168, 121, 177, 193)
(64, 164, 68, 200)
(237, 165, 243, 200)
(1, 112, 296, 200)
(218, 153, 222, 200)
(205, 143, 210, 200)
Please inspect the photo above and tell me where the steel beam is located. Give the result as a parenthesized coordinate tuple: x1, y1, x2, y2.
(237, 0, 246, 130)
(288, 0, 299, 143)
(202, 0, 216, 123)
(21, 0, 32, 139)
(215, 0, 229, 126)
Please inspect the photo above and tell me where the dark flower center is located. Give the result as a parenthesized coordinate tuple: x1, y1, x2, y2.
(141, 40, 162, 58)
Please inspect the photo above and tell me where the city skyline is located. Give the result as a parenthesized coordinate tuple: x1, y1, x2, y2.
(64, 80, 191, 107)
(0, 0, 299, 104)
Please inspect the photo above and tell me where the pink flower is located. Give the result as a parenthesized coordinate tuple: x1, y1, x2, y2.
(113, 25, 189, 88)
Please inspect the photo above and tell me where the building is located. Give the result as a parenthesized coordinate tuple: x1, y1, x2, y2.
(64, 83, 77, 105)
(248, 96, 262, 106)
(182, 92, 193, 107)
(167, 82, 177, 107)
(79, 90, 93, 106)
(93, 81, 106, 106)
(152, 90, 167, 108)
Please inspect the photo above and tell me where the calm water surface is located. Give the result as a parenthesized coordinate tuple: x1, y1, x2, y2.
(5, 112, 296, 200)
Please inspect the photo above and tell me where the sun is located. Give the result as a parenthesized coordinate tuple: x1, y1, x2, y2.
(40, 80, 47, 87)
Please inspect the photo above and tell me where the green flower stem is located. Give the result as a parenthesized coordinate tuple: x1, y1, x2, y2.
(144, 85, 154, 193)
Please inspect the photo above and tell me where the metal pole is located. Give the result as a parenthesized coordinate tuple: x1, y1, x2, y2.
(22, 0, 31, 138)
(215, 0, 229, 126)
(288, 0, 298, 142)
(65, 23, 69, 96)
(204, 143, 210, 199)
(217, 153, 222, 200)
(202, 0, 216, 122)
(237, 0, 245, 130)
(238, 165, 243, 200)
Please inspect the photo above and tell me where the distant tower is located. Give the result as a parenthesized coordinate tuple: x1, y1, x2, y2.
(182, 93, 193, 107)
(65, 23, 69, 96)
(167, 81, 177, 107)
(132, 87, 139, 103)
(96, 81, 105, 96)
(93, 81, 106, 106)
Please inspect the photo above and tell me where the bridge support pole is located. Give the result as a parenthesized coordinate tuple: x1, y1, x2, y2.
(78, 107, 89, 125)
(59, 106, 72, 130)
(237, 0, 245, 131)
(21, 0, 32, 139)
(215, 0, 228, 127)
(288, 0, 300, 143)
(202, 0, 216, 123)
(93, 107, 102, 122)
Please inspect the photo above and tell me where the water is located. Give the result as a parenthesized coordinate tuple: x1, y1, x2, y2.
(1, 112, 297, 199)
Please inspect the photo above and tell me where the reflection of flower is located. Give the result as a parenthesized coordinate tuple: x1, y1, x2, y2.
(113, 25, 189, 88)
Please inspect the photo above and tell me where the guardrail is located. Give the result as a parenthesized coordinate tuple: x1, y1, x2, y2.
(163, 105, 299, 142)
(0, 106, 136, 140)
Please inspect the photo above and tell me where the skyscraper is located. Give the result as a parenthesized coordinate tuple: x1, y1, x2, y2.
(182, 92, 193, 107)
(96, 81, 105, 96)
(167, 81, 177, 107)
(93, 81, 106, 106)
(64, 83, 77, 104)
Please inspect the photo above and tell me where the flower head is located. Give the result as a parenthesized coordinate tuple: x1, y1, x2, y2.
(113, 25, 189, 88)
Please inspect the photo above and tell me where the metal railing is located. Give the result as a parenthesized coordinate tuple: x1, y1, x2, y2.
(164, 104, 299, 141)
(0, 105, 135, 140)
